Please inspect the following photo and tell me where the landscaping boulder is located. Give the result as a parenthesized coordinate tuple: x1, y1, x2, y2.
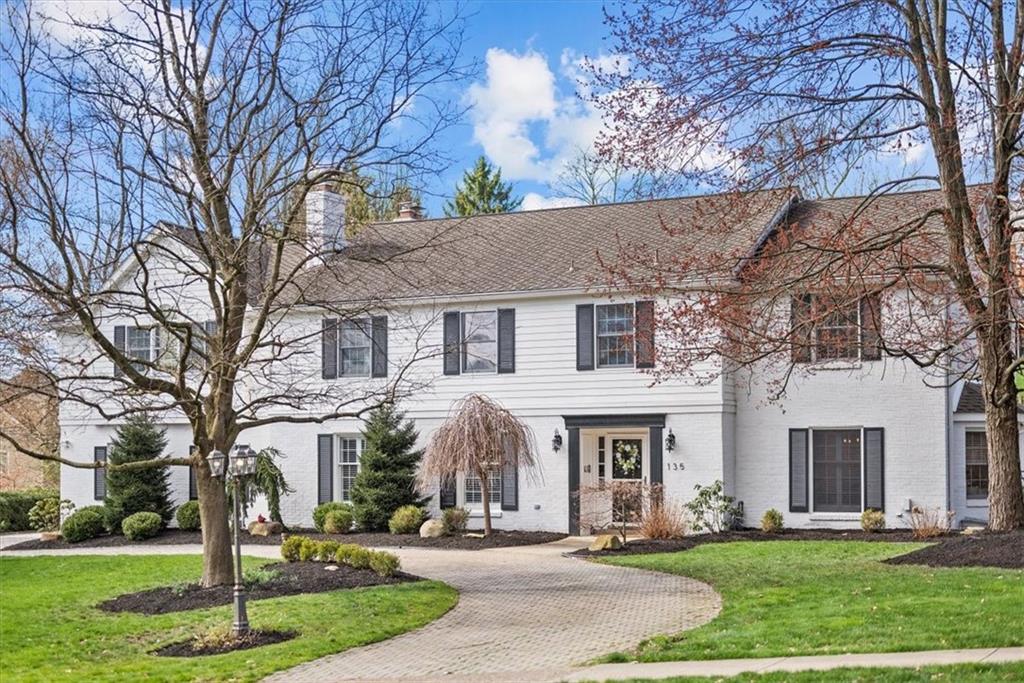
(248, 521, 284, 536)
(419, 519, 445, 538)
(588, 534, 622, 551)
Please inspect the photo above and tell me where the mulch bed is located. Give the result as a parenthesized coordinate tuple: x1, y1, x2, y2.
(7, 528, 565, 551)
(154, 630, 296, 657)
(98, 561, 418, 615)
(573, 528, 1024, 569)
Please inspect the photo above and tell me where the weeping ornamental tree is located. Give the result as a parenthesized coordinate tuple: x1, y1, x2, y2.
(420, 394, 539, 536)
(590, 0, 1024, 529)
(0, 0, 466, 585)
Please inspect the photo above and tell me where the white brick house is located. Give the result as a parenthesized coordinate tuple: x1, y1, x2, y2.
(58, 188, 1020, 532)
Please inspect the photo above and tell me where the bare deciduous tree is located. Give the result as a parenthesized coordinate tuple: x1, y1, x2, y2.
(0, 0, 466, 584)
(590, 1, 1024, 529)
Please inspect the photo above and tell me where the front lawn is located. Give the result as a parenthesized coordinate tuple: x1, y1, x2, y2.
(623, 661, 1024, 682)
(0, 555, 457, 681)
(599, 541, 1023, 662)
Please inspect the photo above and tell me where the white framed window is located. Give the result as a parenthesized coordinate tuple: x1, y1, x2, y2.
(337, 436, 364, 502)
(126, 326, 160, 366)
(596, 303, 635, 368)
(965, 430, 989, 500)
(461, 311, 498, 373)
(812, 429, 862, 512)
(813, 297, 860, 361)
(464, 468, 501, 506)
(339, 319, 371, 377)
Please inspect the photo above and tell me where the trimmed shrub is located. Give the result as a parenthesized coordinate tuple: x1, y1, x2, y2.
(312, 502, 353, 533)
(323, 508, 353, 535)
(28, 497, 71, 532)
(388, 505, 424, 535)
(103, 416, 174, 533)
(281, 535, 305, 562)
(351, 404, 430, 531)
(176, 500, 201, 531)
(369, 550, 401, 577)
(318, 540, 340, 562)
(298, 538, 320, 562)
(61, 507, 105, 543)
(334, 543, 362, 565)
(442, 507, 470, 535)
(760, 508, 784, 533)
(0, 488, 59, 532)
(861, 509, 886, 532)
(121, 511, 163, 540)
(348, 546, 373, 570)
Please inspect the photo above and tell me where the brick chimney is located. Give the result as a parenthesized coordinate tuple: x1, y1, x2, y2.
(394, 201, 424, 221)
(305, 183, 347, 255)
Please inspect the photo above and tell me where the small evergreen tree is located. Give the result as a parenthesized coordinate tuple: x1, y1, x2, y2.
(351, 404, 429, 531)
(103, 416, 174, 533)
(444, 156, 522, 216)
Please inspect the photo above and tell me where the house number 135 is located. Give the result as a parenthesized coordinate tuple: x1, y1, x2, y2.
(667, 462, 685, 471)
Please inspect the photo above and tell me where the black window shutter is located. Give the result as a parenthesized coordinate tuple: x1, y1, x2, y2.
(635, 300, 656, 369)
(113, 326, 126, 377)
(501, 457, 518, 511)
(789, 429, 808, 512)
(94, 446, 107, 500)
(439, 475, 457, 508)
(321, 318, 338, 379)
(443, 311, 461, 375)
(497, 308, 516, 374)
(791, 294, 813, 363)
(317, 434, 334, 504)
(861, 294, 882, 361)
(576, 304, 595, 371)
(371, 316, 388, 378)
(864, 427, 885, 511)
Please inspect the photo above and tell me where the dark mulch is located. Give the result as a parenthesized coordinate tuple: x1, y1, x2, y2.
(885, 530, 1024, 569)
(8, 528, 565, 551)
(99, 561, 418, 615)
(154, 630, 296, 657)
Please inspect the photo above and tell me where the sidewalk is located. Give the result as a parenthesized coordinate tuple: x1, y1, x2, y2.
(563, 647, 1024, 681)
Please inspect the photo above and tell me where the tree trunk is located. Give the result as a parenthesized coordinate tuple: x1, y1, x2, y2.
(978, 333, 1024, 531)
(480, 469, 492, 536)
(196, 465, 234, 587)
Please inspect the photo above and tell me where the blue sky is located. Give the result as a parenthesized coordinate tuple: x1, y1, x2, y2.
(422, 1, 616, 216)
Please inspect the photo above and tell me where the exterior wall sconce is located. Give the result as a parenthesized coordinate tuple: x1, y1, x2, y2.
(665, 429, 676, 452)
(552, 429, 563, 452)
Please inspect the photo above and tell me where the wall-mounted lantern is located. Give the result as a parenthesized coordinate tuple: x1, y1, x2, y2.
(665, 429, 676, 452)
(552, 429, 563, 452)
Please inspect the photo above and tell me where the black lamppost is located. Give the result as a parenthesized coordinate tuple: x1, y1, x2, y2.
(206, 445, 258, 637)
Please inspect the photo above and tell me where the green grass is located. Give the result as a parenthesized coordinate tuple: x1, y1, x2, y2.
(0, 555, 457, 682)
(619, 661, 1024, 682)
(598, 541, 1023, 662)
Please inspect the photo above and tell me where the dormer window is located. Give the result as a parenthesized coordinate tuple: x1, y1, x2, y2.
(791, 293, 882, 363)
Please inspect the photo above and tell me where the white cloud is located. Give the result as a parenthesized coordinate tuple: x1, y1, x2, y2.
(520, 193, 584, 212)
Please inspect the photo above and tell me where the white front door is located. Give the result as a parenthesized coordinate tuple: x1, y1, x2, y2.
(578, 430, 648, 532)
(607, 434, 645, 524)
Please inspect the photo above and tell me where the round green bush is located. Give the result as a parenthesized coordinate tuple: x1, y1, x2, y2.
(442, 507, 469, 535)
(388, 505, 424, 535)
(313, 502, 353, 532)
(318, 539, 340, 561)
(323, 509, 353, 534)
(28, 497, 65, 532)
(121, 511, 163, 540)
(861, 508, 886, 532)
(280, 535, 305, 562)
(760, 508, 784, 533)
(298, 538, 320, 562)
(61, 507, 105, 543)
(176, 500, 201, 531)
(369, 550, 401, 577)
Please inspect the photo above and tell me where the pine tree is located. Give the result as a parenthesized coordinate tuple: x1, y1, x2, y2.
(350, 404, 429, 531)
(103, 415, 174, 533)
(444, 156, 522, 216)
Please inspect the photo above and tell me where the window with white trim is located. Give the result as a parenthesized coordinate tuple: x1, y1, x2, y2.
(461, 311, 498, 373)
(812, 429, 861, 512)
(339, 319, 371, 377)
(813, 297, 860, 361)
(965, 430, 989, 500)
(337, 436, 364, 502)
(126, 326, 161, 369)
(596, 303, 635, 367)
(464, 468, 501, 506)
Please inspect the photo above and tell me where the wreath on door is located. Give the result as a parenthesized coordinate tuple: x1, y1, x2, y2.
(613, 441, 641, 478)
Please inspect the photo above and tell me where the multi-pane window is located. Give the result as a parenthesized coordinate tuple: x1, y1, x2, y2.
(813, 429, 861, 512)
(462, 311, 498, 373)
(339, 320, 371, 377)
(965, 430, 989, 500)
(596, 303, 635, 367)
(464, 468, 501, 506)
(813, 297, 860, 361)
(126, 326, 159, 369)
(338, 437, 364, 502)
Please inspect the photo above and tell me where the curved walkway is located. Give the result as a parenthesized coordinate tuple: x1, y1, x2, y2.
(2, 534, 721, 682)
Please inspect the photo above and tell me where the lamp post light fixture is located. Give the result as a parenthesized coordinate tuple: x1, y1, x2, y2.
(206, 445, 258, 638)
